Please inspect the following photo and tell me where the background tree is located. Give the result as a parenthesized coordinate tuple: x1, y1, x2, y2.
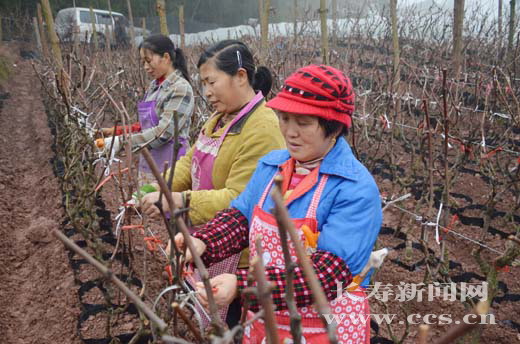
(452, 0, 465, 77)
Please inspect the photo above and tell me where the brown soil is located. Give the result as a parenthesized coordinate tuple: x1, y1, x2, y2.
(364, 145, 520, 343)
(0, 43, 80, 344)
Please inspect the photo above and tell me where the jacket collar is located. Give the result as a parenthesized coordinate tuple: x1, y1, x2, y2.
(261, 136, 361, 181)
(204, 99, 265, 138)
(150, 69, 182, 90)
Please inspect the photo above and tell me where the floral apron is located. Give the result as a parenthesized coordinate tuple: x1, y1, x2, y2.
(243, 174, 370, 344)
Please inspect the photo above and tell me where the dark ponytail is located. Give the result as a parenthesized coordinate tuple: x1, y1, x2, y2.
(197, 40, 272, 97)
(172, 47, 190, 82)
(252, 66, 273, 98)
(139, 34, 190, 83)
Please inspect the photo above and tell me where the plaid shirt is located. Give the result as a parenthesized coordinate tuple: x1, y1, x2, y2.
(130, 69, 193, 150)
(192, 208, 353, 311)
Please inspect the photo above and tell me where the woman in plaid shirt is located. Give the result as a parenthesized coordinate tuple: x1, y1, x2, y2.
(98, 34, 194, 183)
(176, 65, 382, 343)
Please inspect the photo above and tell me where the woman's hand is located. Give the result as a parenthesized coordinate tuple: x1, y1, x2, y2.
(140, 191, 183, 218)
(195, 274, 238, 308)
(171, 233, 206, 262)
(100, 127, 115, 136)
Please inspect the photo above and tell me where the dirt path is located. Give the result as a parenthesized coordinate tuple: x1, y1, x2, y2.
(0, 44, 80, 344)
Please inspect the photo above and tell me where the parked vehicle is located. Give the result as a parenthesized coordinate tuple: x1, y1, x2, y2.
(55, 7, 149, 45)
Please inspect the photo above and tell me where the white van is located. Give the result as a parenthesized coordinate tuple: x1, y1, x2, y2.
(55, 7, 148, 44)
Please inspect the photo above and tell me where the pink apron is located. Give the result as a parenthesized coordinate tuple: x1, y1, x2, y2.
(243, 174, 371, 344)
(137, 89, 187, 174)
(191, 92, 264, 325)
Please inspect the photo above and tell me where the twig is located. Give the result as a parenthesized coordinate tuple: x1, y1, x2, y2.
(271, 176, 302, 343)
(270, 178, 338, 343)
(251, 236, 280, 344)
(508, 235, 520, 246)
(140, 148, 225, 336)
(172, 302, 204, 342)
(433, 301, 490, 344)
(418, 324, 429, 344)
(52, 229, 167, 332)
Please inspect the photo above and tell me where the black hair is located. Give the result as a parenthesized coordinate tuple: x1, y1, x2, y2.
(197, 40, 272, 97)
(318, 117, 348, 138)
(139, 34, 190, 82)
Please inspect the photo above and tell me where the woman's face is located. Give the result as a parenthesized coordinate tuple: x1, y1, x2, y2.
(140, 48, 171, 80)
(199, 60, 249, 115)
(278, 112, 335, 162)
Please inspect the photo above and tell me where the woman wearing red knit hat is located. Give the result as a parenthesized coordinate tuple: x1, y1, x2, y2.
(175, 65, 382, 343)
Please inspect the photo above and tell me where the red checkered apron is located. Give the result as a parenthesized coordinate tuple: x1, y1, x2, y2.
(243, 174, 370, 344)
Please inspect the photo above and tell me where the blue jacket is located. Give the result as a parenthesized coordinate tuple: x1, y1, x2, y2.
(231, 136, 382, 285)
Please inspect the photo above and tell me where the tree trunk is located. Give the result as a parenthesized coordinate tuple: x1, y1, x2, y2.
(293, 0, 298, 42)
(259, 0, 270, 62)
(508, 0, 516, 58)
(142, 18, 147, 38)
(33, 17, 42, 52)
(36, 3, 49, 57)
(157, 0, 169, 36)
(107, 0, 113, 42)
(126, 0, 136, 48)
(41, 0, 63, 69)
(332, 0, 338, 48)
(320, 0, 329, 64)
(498, 0, 503, 54)
(390, 0, 400, 84)
(89, 6, 98, 50)
(105, 23, 111, 53)
(452, 0, 465, 77)
(179, 5, 185, 51)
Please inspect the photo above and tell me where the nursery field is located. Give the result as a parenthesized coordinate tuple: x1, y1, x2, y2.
(1, 1, 519, 343)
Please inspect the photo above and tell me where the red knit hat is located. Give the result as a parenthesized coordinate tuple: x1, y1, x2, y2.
(266, 65, 355, 128)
